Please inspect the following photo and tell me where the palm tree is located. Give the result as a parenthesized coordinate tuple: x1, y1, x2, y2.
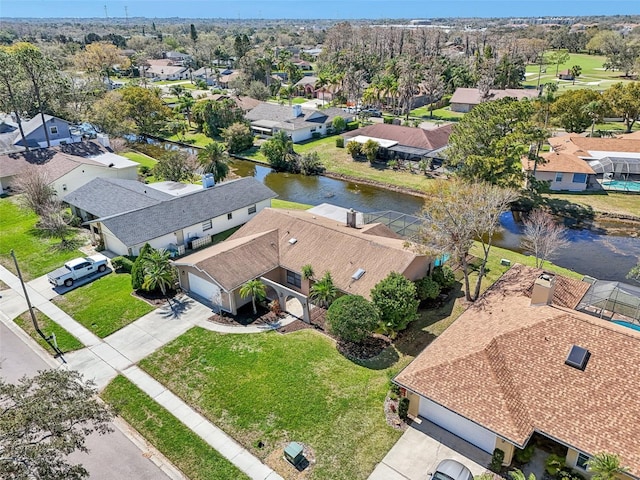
(315, 73, 330, 106)
(509, 470, 536, 480)
(176, 93, 195, 127)
(301, 264, 315, 281)
(309, 272, 338, 308)
(142, 249, 175, 296)
(198, 142, 230, 183)
(239, 279, 266, 315)
(586, 453, 629, 480)
(583, 100, 603, 136)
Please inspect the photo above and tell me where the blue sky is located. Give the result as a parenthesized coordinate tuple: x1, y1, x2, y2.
(1, 0, 639, 19)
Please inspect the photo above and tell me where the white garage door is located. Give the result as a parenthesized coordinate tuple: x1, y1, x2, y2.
(188, 273, 220, 302)
(419, 397, 496, 453)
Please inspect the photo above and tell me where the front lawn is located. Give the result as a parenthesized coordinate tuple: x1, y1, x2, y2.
(140, 328, 403, 480)
(542, 191, 640, 218)
(102, 376, 248, 480)
(410, 106, 464, 121)
(166, 130, 213, 148)
(14, 309, 83, 354)
(122, 151, 157, 169)
(0, 198, 84, 280)
(53, 273, 153, 338)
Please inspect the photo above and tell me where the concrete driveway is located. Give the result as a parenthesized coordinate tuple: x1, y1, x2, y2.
(369, 418, 491, 480)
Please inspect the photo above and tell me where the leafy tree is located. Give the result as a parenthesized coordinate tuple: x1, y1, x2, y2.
(494, 54, 526, 89)
(239, 279, 266, 315)
(12, 165, 55, 215)
(189, 24, 198, 47)
(360, 139, 378, 163)
(246, 80, 270, 101)
(0, 48, 30, 149)
(603, 82, 640, 133)
(0, 369, 113, 480)
(153, 150, 197, 182)
(192, 99, 244, 137)
(587, 31, 639, 77)
(142, 249, 176, 295)
(447, 98, 546, 188)
(346, 140, 362, 158)
(417, 179, 518, 301)
(521, 209, 569, 268)
(221, 122, 254, 154)
(547, 49, 570, 76)
(326, 295, 379, 343)
(371, 272, 419, 338)
(260, 130, 299, 172)
(120, 85, 171, 137)
(309, 271, 338, 308)
(299, 152, 325, 175)
(586, 453, 629, 480)
(415, 276, 441, 301)
(89, 90, 136, 136)
(551, 89, 603, 133)
(198, 142, 230, 183)
(131, 243, 154, 290)
(431, 266, 456, 289)
(233, 34, 251, 60)
(569, 65, 582, 84)
(74, 42, 124, 83)
(332, 116, 346, 133)
(36, 202, 74, 248)
(627, 262, 640, 283)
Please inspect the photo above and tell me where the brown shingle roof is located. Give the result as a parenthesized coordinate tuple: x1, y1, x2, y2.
(396, 265, 640, 476)
(0, 147, 105, 181)
(344, 124, 453, 151)
(180, 208, 431, 298)
(523, 152, 596, 174)
(549, 134, 640, 156)
(450, 88, 539, 106)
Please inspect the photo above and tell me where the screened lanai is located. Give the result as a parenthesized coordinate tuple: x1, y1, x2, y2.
(588, 156, 640, 177)
(577, 279, 640, 323)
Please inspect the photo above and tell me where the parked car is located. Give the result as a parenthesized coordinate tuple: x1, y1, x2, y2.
(431, 459, 473, 480)
(47, 255, 109, 287)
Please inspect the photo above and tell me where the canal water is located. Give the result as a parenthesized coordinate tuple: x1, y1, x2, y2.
(230, 158, 640, 283)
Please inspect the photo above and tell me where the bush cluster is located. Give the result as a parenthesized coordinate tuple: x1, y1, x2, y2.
(111, 256, 133, 273)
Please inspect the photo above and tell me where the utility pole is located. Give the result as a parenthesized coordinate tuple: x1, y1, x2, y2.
(124, 5, 128, 22)
(10, 250, 66, 362)
(104, 4, 108, 19)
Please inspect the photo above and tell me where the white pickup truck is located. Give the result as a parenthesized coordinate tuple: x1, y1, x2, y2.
(47, 254, 109, 287)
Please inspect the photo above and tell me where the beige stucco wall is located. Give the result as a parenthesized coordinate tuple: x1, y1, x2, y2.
(495, 438, 516, 465)
(403, 257, 433, 281)
(405, 390, 420, 418)
(534, 171, 588, 192)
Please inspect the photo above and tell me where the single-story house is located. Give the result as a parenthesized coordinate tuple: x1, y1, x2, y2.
(174, 207, 434, 320)
(200, 93, 262, 112)
(450, 88, 540, 113)
(294, 75, 319, 97)
(88, 177, 277, 257)
(395, 264, 640, 479)
(164, 51, 192, 64)
(245, 103, 353, 143)
(0, 141, 139, 196)
(0, 114, 81, 153)
(558, 69, 575, 80)
(523, 151, 596, 191)
(343, 123, 453, 161)
(144, 64, 188, 81)
(218, 71, 242, 89)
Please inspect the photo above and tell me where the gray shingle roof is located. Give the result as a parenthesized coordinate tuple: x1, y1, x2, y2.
(245, 103, 348, 131)
(63, 178, 172, 218)
(100, 177, 277, 247)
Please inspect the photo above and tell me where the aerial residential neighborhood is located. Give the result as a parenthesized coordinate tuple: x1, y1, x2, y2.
(0, 3, 639, 480)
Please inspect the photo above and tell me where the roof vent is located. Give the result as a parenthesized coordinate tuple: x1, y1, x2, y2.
(352, 268, 365, 280)
(565, 345, 590, 371)
(288, 238, 297, 245)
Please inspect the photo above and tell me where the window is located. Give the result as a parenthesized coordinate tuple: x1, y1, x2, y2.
(202, 219, 212, 231)
(555, 172, 564, 183)
(248, 204, 257, 215)
(573, 173, 587, 183)
(227, 212, 233, 220)
(576, 453, 590, 471)
(50, 126, 58, 135)
(286, 270, 301, 288)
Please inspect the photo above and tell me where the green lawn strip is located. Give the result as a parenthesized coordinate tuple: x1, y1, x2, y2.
(166, 131, 212, 148)
(122, 151, 158, 167)
(53, 273, 153, 338)
(14, 309, 83, 353)
(271, 199, 312, 210)
(102, 376, 248, 480)
(541, 192, 640, 219)
(235, 146, 269, 164)
(410, 106, 464, 121)
(0, 198, 83, 280)
(140, 329, 403, 480)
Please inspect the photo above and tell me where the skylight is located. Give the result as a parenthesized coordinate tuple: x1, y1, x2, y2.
(288, 238, 297, 245)
(352, 268, 365, 280)
(565, 345, 590, 371)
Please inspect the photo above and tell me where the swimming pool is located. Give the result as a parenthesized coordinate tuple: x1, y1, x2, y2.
(613, 320, 640, 332)
(602, 180, 640, 192)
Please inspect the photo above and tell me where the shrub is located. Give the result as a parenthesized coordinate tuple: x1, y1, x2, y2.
(311, 132, 321, 139)
(326, 295, 379, 343)
(388, 160, 398, 170)
(131, 243, 154, 290)
(514, 444, 536, 464)
(332, 116, 346, 133)
(299, 151, 325, 175)
(111, 256, 133, 273)
(371, 272, 419, 338)
(545, 454, 566, 476)
(398, 397, 409, 419)
(389, 383, 401, 396)
(383, 116, 393, 124)
(346, 140, 362, 158)
(138, 165, 152, 177)
(361, 139, 379, 163)
(221, 122, 254, 154)
(335, 136, 345, 148)
(415, 276, 441, 301)
(557, 468, 586, 480)
(490, 448, 505, 472)
(432, 266, 456, 289)
(346, 121, 359, 131)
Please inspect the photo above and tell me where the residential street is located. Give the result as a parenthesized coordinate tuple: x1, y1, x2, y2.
(0, 321, 180, 480)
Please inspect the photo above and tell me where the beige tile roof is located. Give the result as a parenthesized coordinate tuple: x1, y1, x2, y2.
(523, 152, 596, 174)
(0, 147, 105, 181)
(450, 88, 539, 105)
(549, 133, 640, 156)
(180, 208, 430, 298)
(396, 265, 640, 476)
(344, 124, 453, 151)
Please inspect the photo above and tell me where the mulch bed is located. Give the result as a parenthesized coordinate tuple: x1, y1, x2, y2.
(209, 308, 284, 326)
(277, 319, 313, 334)
(132, 289, 179, 307)
(337, 335, 391, 360)
(383, 394, 409, 431)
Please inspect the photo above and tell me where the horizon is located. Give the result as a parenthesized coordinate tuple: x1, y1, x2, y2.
(2, 0, 640, 20)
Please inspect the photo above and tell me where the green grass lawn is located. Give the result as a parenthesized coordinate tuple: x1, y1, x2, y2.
(166, 130, 212, 148)
(271, 199, 312, 210)
(410, 106, 464, 121)
(0, 198, 84, 280)
(102, 376, 248, 480)
(542, 191, 640, 218)
(14, 309, 83, 354)
(122, 151, 159, 183)
(53, 273, 153, 338)
(141, 328, 403, 480)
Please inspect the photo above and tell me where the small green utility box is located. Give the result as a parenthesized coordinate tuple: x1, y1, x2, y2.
(284, 442, 304, 467)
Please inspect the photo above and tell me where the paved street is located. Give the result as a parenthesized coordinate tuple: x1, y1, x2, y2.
(0, 321, 182, 480)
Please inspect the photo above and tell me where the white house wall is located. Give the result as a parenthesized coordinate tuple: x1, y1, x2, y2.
(101, 224, 130, 256)
(534, 171, 588, 192)
(132, 232, 177, 256)
(50, 165, 139, 196)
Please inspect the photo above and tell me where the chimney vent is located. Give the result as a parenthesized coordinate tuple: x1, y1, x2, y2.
(346, 209, 357, 228)
(531, 272, 556, 306)
(292, 104, 303, 117)
(202, 173, 215, 189)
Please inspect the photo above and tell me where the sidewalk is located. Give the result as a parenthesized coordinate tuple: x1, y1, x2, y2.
(0, 265, 285, 480)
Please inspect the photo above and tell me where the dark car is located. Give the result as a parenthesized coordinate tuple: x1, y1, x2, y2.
(432, 459, 474, 480)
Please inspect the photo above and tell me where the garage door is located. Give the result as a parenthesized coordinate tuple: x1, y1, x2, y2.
(188, 273, 220, 302)
(419, 397, 496, 453)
